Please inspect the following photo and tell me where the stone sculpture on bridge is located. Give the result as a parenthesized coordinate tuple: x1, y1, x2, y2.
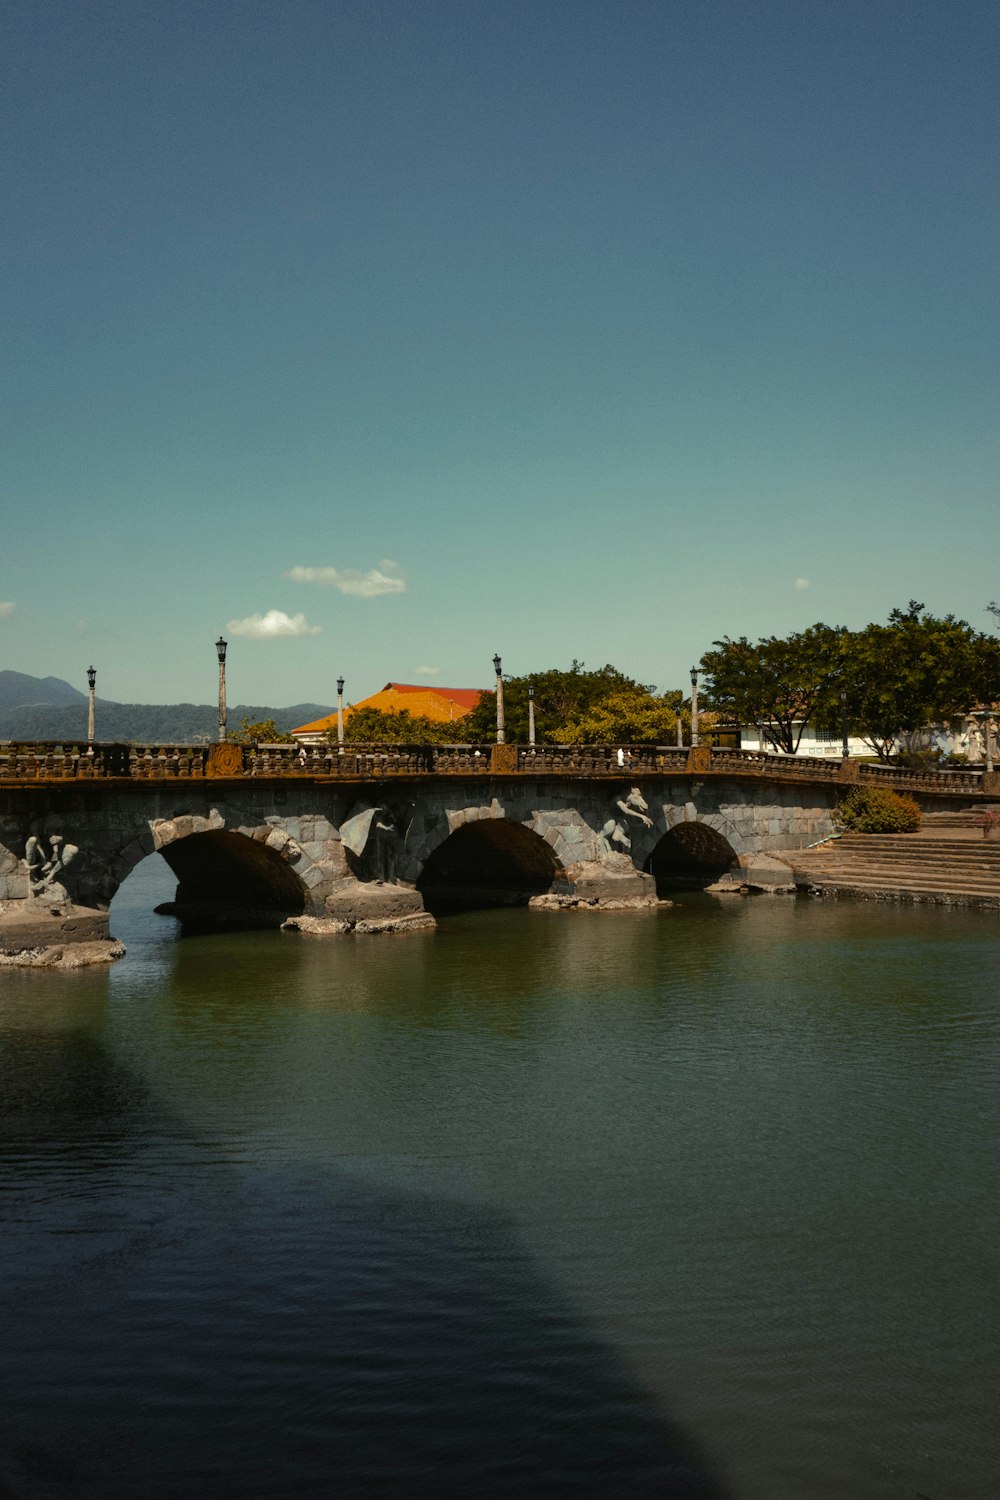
(602, 787, 654, 852)
(25, 831, 80, 902)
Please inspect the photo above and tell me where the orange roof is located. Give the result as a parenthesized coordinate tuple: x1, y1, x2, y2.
(386, 683, 485, 712)
(293, 681, 489, 736)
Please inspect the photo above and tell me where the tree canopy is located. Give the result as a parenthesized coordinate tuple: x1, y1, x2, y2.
(700, 603, 1000, 758)
(815, 603, 1000, 757)
(457, 662, 686, 745)
(229, 716, 293, 745)
(342, 706, 459, 744)
(699, 624, 844, 754)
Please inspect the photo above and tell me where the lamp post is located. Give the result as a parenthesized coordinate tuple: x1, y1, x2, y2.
(756, 719, 766, 755)
(336, 675, 345, 746)
(527, 682, 536, 747)
(86, 665, 96, 744)
(689, 666, 699, 747)
(215, 636, 228, 743)
(493, 654, 505, 744)
(840, 689, 850, 760)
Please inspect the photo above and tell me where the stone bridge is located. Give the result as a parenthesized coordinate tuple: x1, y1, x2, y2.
(0, 740, 994, 963)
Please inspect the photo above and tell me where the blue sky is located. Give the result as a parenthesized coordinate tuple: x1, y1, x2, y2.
(3, 0, 998, 708)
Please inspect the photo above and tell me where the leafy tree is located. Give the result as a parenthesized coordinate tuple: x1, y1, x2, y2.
(556, 687, 679, 744)
(342, 706, 460, 745)
(699, 625, 845, 753)
(815, 603, 1000, 759)
(457, 662, 681, 744)
(229, 717, 293, 745)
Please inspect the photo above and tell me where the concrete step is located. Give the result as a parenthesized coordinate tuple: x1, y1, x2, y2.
(799, 847, 1000, 866)
(789, 830, 1000, 904)
(795, 851, 1000, 874)
(921, 808, 1000, 822)
(827, 834, 1000, 846)
(803, 868, 1000, 891)
(798, 860, 1000, 885)
(794, 857, 1000, 878)
(795, 842, 1000, 865)
(801, 877, 1000, 896)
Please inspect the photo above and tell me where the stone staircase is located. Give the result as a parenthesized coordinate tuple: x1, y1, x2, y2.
(789, 810, 1000, 908)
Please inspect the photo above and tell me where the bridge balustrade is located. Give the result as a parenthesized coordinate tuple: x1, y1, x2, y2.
(0, 738, 993, 797)
(129, 745, 208, 779)
(857, 761, 984, 794)
(709, 748, 844, 782)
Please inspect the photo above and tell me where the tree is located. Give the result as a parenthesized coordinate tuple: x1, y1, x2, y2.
(457, 662, 677, 744)
(556, 686, 680, 744)
(230, 717, 293, 745)
(342, 706, 458, 744)
(815, 603, 1000, 758)
(699, 625, 845, 753)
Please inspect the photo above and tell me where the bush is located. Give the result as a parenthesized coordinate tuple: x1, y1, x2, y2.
(891, 749, 942, 771)
(837, 786, 922, 833)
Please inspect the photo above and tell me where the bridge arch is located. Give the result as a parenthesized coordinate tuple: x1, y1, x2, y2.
(628, 801, 745, 868)
(105, 817, 310, 929)
(158, 830, 307, 926)
(416, 818, 569, 914)
(642, 818, 741, 894)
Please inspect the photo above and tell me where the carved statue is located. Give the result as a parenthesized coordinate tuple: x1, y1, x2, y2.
(965, 720, 984, 763)
(25, 831, 80, 900)
(601, 787, 653, 852)
(339, 802, 402, 882)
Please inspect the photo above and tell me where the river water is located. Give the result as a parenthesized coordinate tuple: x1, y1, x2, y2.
(1, 857, 998, 1499)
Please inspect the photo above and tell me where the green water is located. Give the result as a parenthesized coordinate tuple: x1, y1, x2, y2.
(1, 857, 998, 1497)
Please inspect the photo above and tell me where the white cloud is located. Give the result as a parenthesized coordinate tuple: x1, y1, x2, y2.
(285, 560, 406, 597)
(0, 601, 15, 619)
(227, 610, 322, 639)
(794, 577, 810, 590)
(416, 664, 441, 676)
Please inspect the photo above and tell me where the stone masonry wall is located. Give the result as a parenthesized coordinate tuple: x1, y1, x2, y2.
(0, 776, 840, 949)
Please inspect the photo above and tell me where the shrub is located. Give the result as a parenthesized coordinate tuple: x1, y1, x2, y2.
(837, 786, 922, 833)
(891, 749, 942, 771)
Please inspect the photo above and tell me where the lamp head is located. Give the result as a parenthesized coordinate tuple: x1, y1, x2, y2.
(86, 665, 96, 690)
(493, 653, 502, 677)
(216, 636, 227, 664)
(337, 676, 344, 695)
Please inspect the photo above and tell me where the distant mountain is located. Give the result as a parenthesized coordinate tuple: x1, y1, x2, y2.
(0, 670, 88, 710)
(0, 673, 333, 741)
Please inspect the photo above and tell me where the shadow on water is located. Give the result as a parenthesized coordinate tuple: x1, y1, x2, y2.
(0, 1021, 729, 1499)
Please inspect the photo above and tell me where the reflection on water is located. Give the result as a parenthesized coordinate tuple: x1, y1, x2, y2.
(0, 856, 998, 1497)
(0, 1026, 722, 1498)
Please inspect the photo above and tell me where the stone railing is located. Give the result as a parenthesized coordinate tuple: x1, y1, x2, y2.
(128, 744, 210, 779)
(856, 760, 986, 794)
(0, 739, 995, 795)
(708, 748, 845, 781)
(245, 743, 439, 777)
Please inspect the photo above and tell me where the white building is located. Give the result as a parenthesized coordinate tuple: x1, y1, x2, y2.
(739, 723, 871, 759)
